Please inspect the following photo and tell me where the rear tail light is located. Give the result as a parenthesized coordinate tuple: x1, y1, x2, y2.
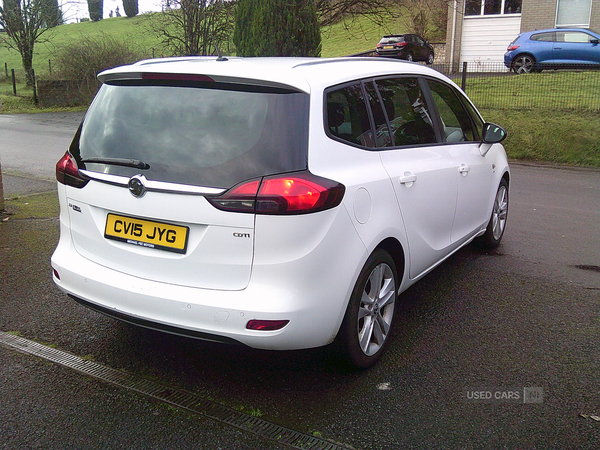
(56, 151, 88, 188)
(208, 171, 345, 215)
(507, 45, 519, 51)
(396, 42, 407, 47)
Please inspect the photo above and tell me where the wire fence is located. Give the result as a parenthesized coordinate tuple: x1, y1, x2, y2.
(433, 62, 600, 112)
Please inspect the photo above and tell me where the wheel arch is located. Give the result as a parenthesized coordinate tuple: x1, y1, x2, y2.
(512, 52, 536, 62)
(375, 237, 406, 285)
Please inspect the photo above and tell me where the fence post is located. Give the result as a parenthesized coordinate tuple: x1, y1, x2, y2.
(32, 69, 38, 105)
(461, 62, 468, 93)
(0, 160, 4, 212)
(49, 59, 52, 73)
(11, 69, 16, 95)
(4, 62, 7, 78)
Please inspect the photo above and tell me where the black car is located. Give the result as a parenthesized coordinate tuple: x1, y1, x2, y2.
(376, 34, 435, 64)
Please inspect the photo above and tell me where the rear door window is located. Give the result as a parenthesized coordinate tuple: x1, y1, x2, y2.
(373, 77, 437, 147)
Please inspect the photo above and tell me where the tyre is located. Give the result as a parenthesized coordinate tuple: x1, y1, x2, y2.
(426, 52, 434, 65)
(338, 249, 398, 368)
(512, 54, 535, 74)
(477, 178, 509, 249)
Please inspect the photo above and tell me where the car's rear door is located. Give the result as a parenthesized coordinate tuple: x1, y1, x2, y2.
(374, 77, 458, 279)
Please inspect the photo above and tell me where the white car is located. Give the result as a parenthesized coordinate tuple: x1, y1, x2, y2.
(51, 57, 509, 368)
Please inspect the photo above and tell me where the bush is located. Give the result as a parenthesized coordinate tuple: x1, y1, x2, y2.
(50, 34, 149, 104)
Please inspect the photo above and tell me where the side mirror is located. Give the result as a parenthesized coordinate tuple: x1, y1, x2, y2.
(482, 123, 507, 144)
(591, 39, 599, 45)
(479, 123, 507, 156)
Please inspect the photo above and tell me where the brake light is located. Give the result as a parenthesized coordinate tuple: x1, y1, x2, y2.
(208, 171, 345, 215)
(56, 151, 88, 188)
(142, 73, 214, 83)
(507, 45, 519, 51)
(396, 42, 407, 47)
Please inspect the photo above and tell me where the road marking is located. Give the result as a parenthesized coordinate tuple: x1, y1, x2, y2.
(0, 331, 350, 450)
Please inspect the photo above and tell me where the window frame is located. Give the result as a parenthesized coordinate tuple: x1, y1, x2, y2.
(465, 0, 522, 17)
(556, 0, 592, 28)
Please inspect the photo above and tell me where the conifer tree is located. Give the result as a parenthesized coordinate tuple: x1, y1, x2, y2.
(234, 0, 321, 57)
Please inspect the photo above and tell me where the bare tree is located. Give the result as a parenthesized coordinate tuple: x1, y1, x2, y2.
(315, 0, 401, 27)
(400, 0, 448, 41)
(0, 0, 55, 85)
(151, 0, 234, 56)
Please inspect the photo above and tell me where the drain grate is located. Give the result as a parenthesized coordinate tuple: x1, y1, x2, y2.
(0, 331, 352, 450)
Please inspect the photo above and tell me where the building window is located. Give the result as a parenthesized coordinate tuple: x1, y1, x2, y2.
(556, 0, 592, 28)
(465, 0, 522, 16)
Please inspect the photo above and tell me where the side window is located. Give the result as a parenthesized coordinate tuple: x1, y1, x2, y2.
(364, 82, 393, 148)
(426, 80, 481, 143)
(326, 83, 374, 147)
(559, 31, 594, 43)
(531, 32, 554, 42)
(374, 77, 437, 147)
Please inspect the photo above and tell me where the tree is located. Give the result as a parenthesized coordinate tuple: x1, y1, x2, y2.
(152, 0, 234, 56)
(40, 0, 61, 27)
(314, 0, 402, 27)
(0, 0, 55, 86)
(233, 0, 321, 57)
(122, 0, 138, 18)
(87, 0, 103, 21)
(401, 0, 448, 41)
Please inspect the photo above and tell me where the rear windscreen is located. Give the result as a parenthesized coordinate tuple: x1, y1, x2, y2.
(74, 81, 309, 189)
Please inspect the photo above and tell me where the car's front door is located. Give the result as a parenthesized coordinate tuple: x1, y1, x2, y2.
(553, 30, 600, 65)
(424, 79, 492, 246)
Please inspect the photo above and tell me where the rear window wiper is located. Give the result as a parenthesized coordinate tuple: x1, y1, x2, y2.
(81, 158, 150, 170)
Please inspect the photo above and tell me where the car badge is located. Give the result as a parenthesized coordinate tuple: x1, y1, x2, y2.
(128, 175, 147, 198)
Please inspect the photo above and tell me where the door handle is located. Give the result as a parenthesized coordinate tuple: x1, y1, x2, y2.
(400, 173, 417, 185)
(459, 164, 470, 176)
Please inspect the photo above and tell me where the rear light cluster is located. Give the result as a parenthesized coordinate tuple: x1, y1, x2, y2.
(208, 171, 345, 215)
(507, 45, 519, 51)
(56, 151, 88, 188)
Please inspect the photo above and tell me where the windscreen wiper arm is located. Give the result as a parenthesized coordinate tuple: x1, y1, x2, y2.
(81, 157, 150, 170)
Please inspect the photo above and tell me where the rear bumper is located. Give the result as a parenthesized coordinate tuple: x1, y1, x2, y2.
(68, 294, 242, 345)
(51, 205, 367, 351)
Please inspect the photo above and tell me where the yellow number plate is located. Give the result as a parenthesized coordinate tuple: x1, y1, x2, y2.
(383, 45, 394, 49)
(104, 214, 189, 254)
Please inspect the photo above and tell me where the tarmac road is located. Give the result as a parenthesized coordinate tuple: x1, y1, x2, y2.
(1, 113, 600, 449)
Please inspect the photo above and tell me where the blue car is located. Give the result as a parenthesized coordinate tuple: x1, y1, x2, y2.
(504, 28, 600, 73)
